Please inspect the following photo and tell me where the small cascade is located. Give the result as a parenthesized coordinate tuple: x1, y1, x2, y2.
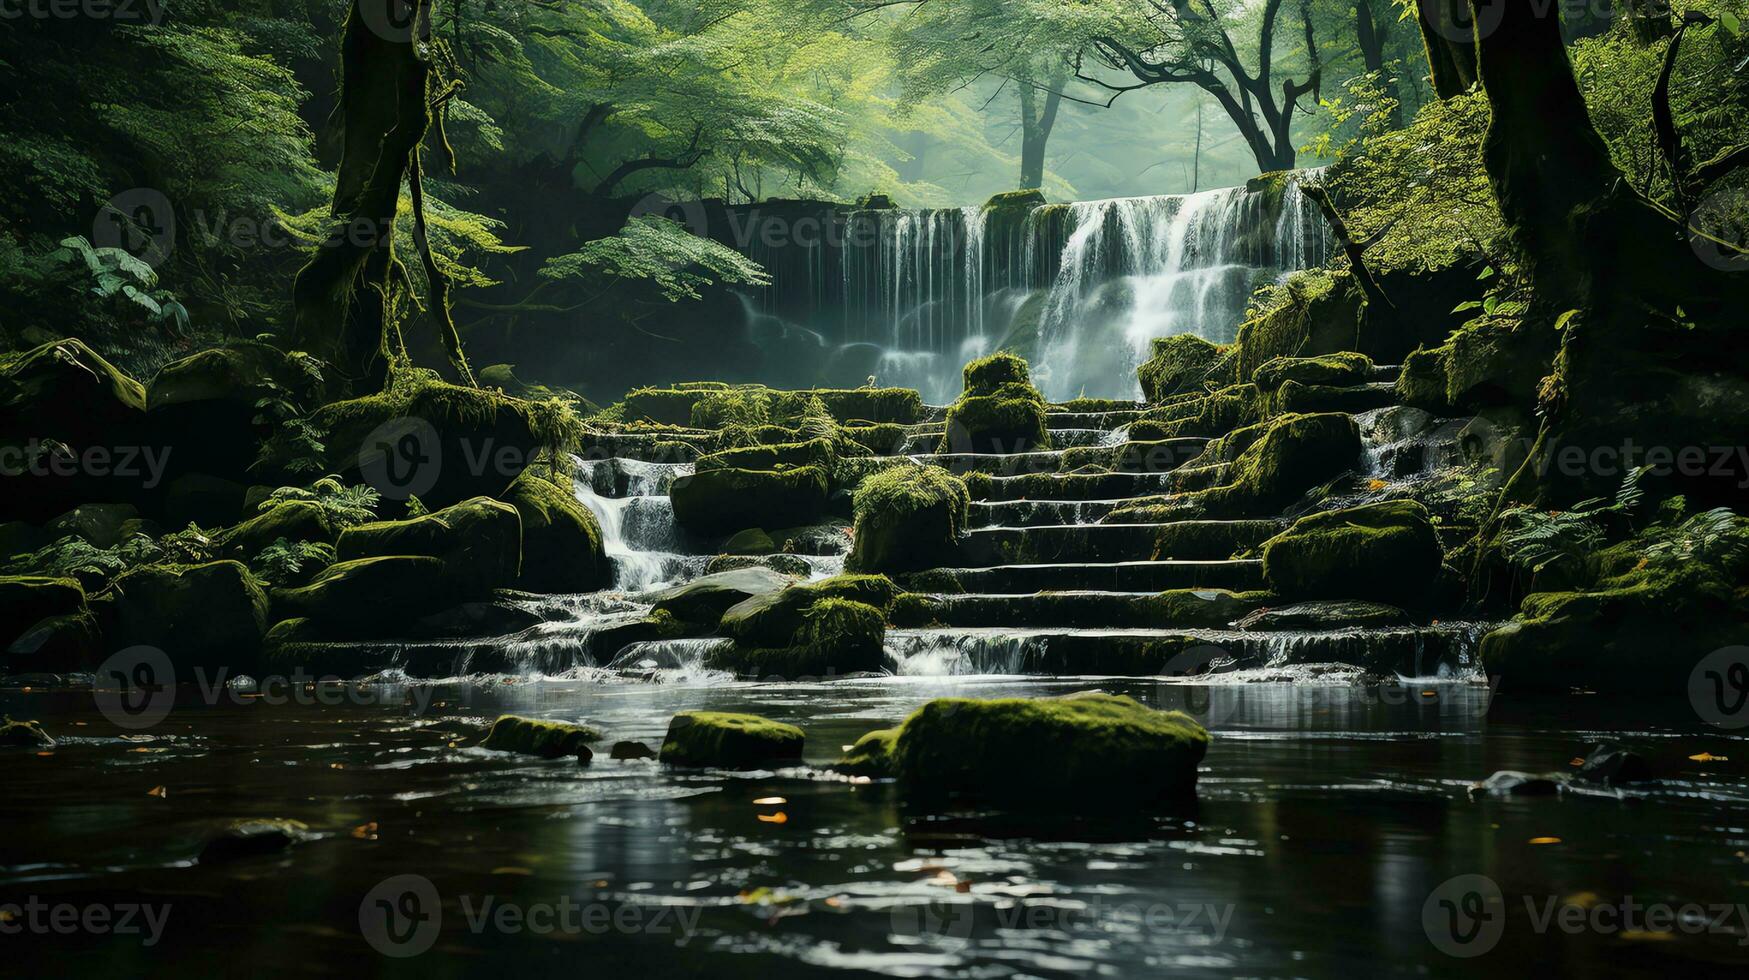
(886, 630, 1045, 675)
(607, 639, 736, 684)
(571, 456, 707, 592)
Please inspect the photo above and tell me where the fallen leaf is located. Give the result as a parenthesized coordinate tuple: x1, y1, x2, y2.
(757, 812, 788, 824)
(1528, 836, 1561, 845)
(1569, 758, 1586, 767)
(1620, 930, 1674, 942)
(1689, 752, 1729, 763)
(147, 785, 167, 798)
(350, 821, 379, 839)
(491, 867, 534, 876)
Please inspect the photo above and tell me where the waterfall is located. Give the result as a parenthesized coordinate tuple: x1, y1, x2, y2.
(571, 456, 706, 592)
(737, 174, 1331, 402)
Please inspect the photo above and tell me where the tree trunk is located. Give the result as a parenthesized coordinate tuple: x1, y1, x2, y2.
(1018, 74, 1064, 190)
(1417, 0, 1480, 99)
(292, 1, 473, 390)
(1355, 0, 1403, 127)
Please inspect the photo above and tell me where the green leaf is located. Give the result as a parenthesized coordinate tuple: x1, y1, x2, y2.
(1452, 300, 1484, 313)
(1721, 11, 1741, 35)
(1553, 309, 1581, 332)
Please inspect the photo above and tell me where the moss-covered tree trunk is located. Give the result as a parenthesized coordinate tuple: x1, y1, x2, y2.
(1417, 0, 1479, 99)
(292, 0, 473, 391)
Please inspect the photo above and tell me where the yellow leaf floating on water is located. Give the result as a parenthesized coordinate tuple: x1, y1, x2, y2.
(1528, 836, 1561, 845)
(1367, 479, 1389, 491)
(757, 812, 788, 824)
(1620, 930, 1675, 942)
(1689, 752, 1728, 762)
(1569, 757, 1586, 767)
(491, 867, 534, 876)
(147, 785, 167, 798)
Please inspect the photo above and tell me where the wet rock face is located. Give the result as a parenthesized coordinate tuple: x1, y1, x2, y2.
(1261, 500, 1444, 608)
(501, 469, 611, 594)
(336, 496, 524, 594)
(197, 818, 313, 865)
(0, 717, 54, 749)
(669, 465, 832, 537)
(658, 711, 805, 769)
(110, 560, 271, 675)
(648, 566, 795, 628)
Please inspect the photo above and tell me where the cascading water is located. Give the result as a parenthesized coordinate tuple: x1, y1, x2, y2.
(571, 455, 706, 592)
(736, 174, 1332, 401)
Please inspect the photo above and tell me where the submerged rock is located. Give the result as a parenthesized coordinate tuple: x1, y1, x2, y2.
(609, 740, 657, 761)
(658, 711, 805, 769)
(1574, 743, 1654, 786)
(197, 818, 313, 865)
(0, 717, 53, 748)
(1261, 500, 1443, 607)
(837, 692, 1208, 807)
(480, 715, 601, 759)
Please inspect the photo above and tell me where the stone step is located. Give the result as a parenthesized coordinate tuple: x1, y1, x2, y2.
(885, 623, 1483, 677)
(958, 520, 1281, 565)
(1047, 410, 1148, 429)
(898, 427, 1115, 454)
(930, 559, 1265, 594)
(969, 471, 1178, 502)
(913, 438, 1207, 477)
(911, 450, 1078, 476)
(908, 591, 1241, 630)
(967, 498, 1128, 528)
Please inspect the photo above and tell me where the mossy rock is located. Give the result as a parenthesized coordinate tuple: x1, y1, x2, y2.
(7, 611, 103, 670)
(841, 693, 1208, 806)
(698, 438, 836, 474)
(1481, 515, 1749, 694)
(1151, 589, 1275, 628)
(273, 556, 470, 635)
(1186, 412, 1362, 518)
(0, 717, 53, 749)
(501, 468, 610, 593)
(940, 385, 1050, 454)
(0, 576, 87, 650)
(477, 364, 599, 414)
(110, 560, 270, 674)
(0, 338, 146, 445)
(311, 378, 557, 508)
(721, 573, 901, 646)
(1138, 335, 1228, 402)
(213, 500, 338, 559)
(889, 593, 945, 628)
(1396, 345, 1454, 413)
(624, 387, 710, 426)
(805, 388, 924, 425)
(704, 553, 813, 577)
(648, 566, 795, 627)
(669, 465, 832, 536)
(847, 465, 969, 574)
(962, 352, 1032, 392)
(713, 598, 886, 677)
(1261, 500, 1443, 606)
(835, 727, 898, 777)
(480, 715, 601, 759)
(146, 342, 324, 411)
(1252, 352, 1374, 393)
(336, 496, 522, 594)
(659, 710, 805, 769)
(1233, 270, 1365, 382)
(722, 528, 777, 555)
(983, 189, 1047, 211)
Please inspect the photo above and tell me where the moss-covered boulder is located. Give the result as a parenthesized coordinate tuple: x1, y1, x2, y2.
(1138, 335, 1228, 402)
(480, 715, 601, 759)
(835, 727, 899, 777)
(697, 438, 836, 474)
(847, 465, 969, 574)
(501, 468, 610, 593)
(1481, 512, 1749, 694)
(837, 693, 1208, 806)
(213, 500, 338, 559)
(713, 598, 886, 677)
(1161, 412, 1361, 518)
(1261, 501, 1442, 606)
(273, 555, 470, 635)
(1233, 270, 1366, 381)
(1253, 352, 1375, 392)
(110, 561, 270, 673)
(806, 388, 925, 425)
(0, 338, 146, 446)
(0, 576, 87, 649)
(146, 342, 323, 411)
(659, 711, 805, 769)
(939, 353, 1049, 454)
(720, 574, 901, 644)
(336, 496, 522, 593)
(648, 566, 794, 626)
(669, 465, 832, 536)
(45, 503, 141, 549)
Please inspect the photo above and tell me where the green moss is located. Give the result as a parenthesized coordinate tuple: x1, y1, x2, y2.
(880, 692, 1209, 807)
(1396, 345, 1454, 412)
(889, 593, 945, 627)
(0, 717, 53, 748)
(1151, 589, 1275, 627)
(658, 710, 805, 769)
(1252, 352, 1374, 392)
(982, 189, 1047, 211)
(698, 438, 835, 474)
(841, 423, 908, 455)
(1233, 269, 1363, 382)
(0, 576, 87, 647)
(625, 386, 711, 425)
(503, 468, 610, 593)
(669, 465, 833, 536)
(721, 573, 901, 645)
(1137, 335, 1229, 402)
(940, 354, 1050, 454)
(1188, 412, 1362, 518)
(1135, 383, 1258, 439)
(962, 351, 1033, 393)
(335, 496, 523, 593)
(480, 715, 601, 759)
(715, 598, 886, 677)
(833, 727, 898, 777)
(1261, 501, 1444, 606)
(847, 465, 969, 574)
(804, 388, 924, 425)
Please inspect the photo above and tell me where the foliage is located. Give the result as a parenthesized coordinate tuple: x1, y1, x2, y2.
(2, 524, 214, 582)
(541, 216, 770, 302)
(1643, 506, 1749, 569)
(1500, 468, 1648, 575)
(257, 478, 382, 531)
(250, 537, 336, 588)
